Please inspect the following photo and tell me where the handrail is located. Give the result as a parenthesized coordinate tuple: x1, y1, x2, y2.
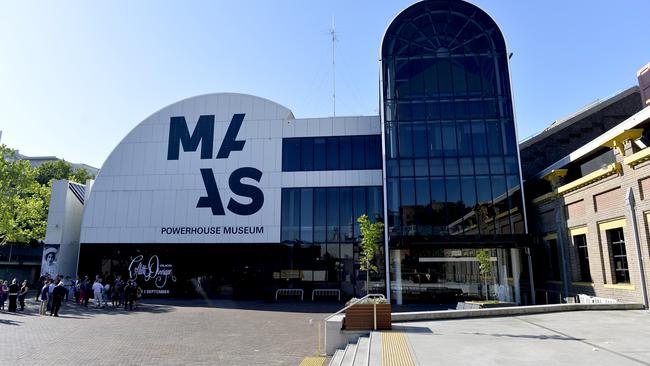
(320, 293, 385, 356)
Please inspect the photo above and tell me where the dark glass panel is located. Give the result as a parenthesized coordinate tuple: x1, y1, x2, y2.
(429, 158, 444, 176)
(339, 136, 352, 170)
(456, 123, 473, 157)
(471, 121, 488, 156)
(387, 159, 400, 177)
(340, 188, 354, 242)
(440, 102, 455, 120)
(504, 156, 519, 174)
(486, 121, 503, 156)
(427, 122, 443, 157)
(326, 137, 339, 170)
(445, 177, 463, 226)
(444, 158, 459, 176)
(459, 157, 474, 176)
(399, 123, 414, 158)
(476, 176, 492, 203)
(412, 123, 428, 158)
(426, 102, 440, 120)
(423, 59, 438, 97)
(414, 159, 429, 176)
(441, 122, 458, 156)
(412, 102, 426, 121)
(400, 178, 416, 206)
(474, 157, 490, 175)
(415, 177, 430, 206)
(461, 176, 477, 210)
(387, 179, 401, 232)
(437, 59, 453, 95)
(282, 139, 301, 171)
(491, 175, 507, 206)
(483, 99, 498, 118)
(353, 187, 367, 240)
(503, 120, 518, 156)
(314, 188, 327, 243)
(489, 156, 505, 174)
(326, 188, 340, 243)
(430, 177, 447, 233)
(506, 175, 520, 192)
(400, 159, 414, 177)
(398, 103, 412, 120)
(301, 138, 314, 171)
(451, 60, 467, 94)
(368, 135, 382, 169)
(300, 188, 313, 243)
(314, 138, 327, 170)
(368, 186, 383, 223)
(281, 188, 300, 242)
(480, 57, 496, 96)
(385, 123, 398, 159)
(352, 136, 366, 169)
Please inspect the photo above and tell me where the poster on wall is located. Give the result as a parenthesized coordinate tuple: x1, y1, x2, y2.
(128, 254, 177, 296)
(40, 245, 60, 277)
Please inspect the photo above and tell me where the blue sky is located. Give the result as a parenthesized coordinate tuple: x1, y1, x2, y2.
(1, 0, 648, 168)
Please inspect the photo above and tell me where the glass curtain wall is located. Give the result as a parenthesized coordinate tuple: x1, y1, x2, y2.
(381, 0, 526, 303)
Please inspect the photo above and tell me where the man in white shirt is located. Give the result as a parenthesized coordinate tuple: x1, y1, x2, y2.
(92, 279, 104, 308)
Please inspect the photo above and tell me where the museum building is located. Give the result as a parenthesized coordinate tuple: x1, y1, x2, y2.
(45, 0, 533, 303)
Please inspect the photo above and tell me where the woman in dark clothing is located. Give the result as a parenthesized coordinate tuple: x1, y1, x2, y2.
(18, 280, 28, 311)
(51, 281, 67, 317)
(8, 278, 19, 312)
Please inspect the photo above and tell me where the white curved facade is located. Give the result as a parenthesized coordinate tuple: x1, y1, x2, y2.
(80, 93, 381, 245)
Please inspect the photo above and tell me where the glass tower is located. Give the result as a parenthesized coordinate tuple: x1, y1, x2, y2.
(381, 0, 527, 304)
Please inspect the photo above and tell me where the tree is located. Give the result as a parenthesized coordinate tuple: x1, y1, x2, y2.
(70, 168, 94, 184)
(0, 145, 50, 245)
(358, 214, 384, 295)
(35, 160, 72, 185)
(476, 249, 492, 301)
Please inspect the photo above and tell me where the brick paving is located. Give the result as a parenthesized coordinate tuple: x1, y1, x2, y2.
(0, 297, 341, 366)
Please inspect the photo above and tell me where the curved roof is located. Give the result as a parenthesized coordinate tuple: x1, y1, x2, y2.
(381, 0, 506, 58)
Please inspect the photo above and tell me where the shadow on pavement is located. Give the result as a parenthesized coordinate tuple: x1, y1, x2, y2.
(392, 324, 434, 334)
(143, 298, 345, 314)
(468, 332, 583, 341)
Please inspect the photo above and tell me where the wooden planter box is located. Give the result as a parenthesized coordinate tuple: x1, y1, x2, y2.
(344, 304, 392, 330)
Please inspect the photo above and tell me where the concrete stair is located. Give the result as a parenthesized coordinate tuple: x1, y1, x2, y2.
(327, 333, 376, 366)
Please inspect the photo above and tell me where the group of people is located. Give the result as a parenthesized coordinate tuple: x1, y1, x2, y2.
(0, 278, 29, 312)
(1, 273, 143, 317)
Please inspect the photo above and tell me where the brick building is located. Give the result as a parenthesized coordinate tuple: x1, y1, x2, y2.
(525, 67, 650, 306)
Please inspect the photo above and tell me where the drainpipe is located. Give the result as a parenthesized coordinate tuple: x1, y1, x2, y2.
(525, 247, 536, 305)
(555, 210, 570, 301)
(625, 187, 649, 309)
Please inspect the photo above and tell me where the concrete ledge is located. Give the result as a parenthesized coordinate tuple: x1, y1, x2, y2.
(391, 303, 645, 322)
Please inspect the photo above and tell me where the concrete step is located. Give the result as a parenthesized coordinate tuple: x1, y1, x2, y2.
(368, 332, 382, 366)
(340, 343, 358, 366)
(352, 336, 369, 366)
(329, 349, 345, 366)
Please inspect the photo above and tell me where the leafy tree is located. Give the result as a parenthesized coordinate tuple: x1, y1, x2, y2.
(358, 214, 384, 295)
(476, 249, 492, 301)
(70, 167, 94, 184)
(0, 145, 50, 245)
(35, 160, 72, 185)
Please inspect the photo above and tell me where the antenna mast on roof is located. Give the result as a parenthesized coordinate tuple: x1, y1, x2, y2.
(329, 14, 337, 117)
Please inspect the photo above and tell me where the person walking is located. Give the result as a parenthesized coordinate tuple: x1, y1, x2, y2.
(0, 279, 7, 311)
(47, 279, 56, 311)
(83, 277, 92, 307)
(18, 280, 28, 311)
(50, 281, 67, 317)
(92, 278, 103, 308)
(123, 281, 135, 311)
(8, 278, 19, 312)
(39, 279, 51, 316)
(35, 275, 45, 301)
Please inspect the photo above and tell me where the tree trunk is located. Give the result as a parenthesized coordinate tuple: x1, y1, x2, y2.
(484, 277, 489, 301)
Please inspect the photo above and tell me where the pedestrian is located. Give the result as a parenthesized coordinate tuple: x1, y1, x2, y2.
(8, 278, 19, 312)
(18, 280, 28, 311)
(35, 275, 45, 301)
(123, 281, 135, 311)
(83, 277, 92, 307)
(92, 278, 103, 308)
(47, 279, 56, 311)
(103, 282, 110, 307)
(0, 279, 6, 310)
(50, 281, 67, 317)
(39, 279, 51, 316)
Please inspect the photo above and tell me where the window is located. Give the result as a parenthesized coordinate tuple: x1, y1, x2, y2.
(607, 228, 629, 284)
(573, 234, 591, 282)
(282, 135, 381, 171)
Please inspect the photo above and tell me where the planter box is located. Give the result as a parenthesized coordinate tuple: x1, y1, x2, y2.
(344, 304, 392, 330)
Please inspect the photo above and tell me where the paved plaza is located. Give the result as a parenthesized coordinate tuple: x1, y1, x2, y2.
(397, 310, 650, 365)
(1, 297, 338, 366)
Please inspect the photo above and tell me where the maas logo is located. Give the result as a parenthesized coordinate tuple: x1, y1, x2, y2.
(166, 114, 263, 216)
